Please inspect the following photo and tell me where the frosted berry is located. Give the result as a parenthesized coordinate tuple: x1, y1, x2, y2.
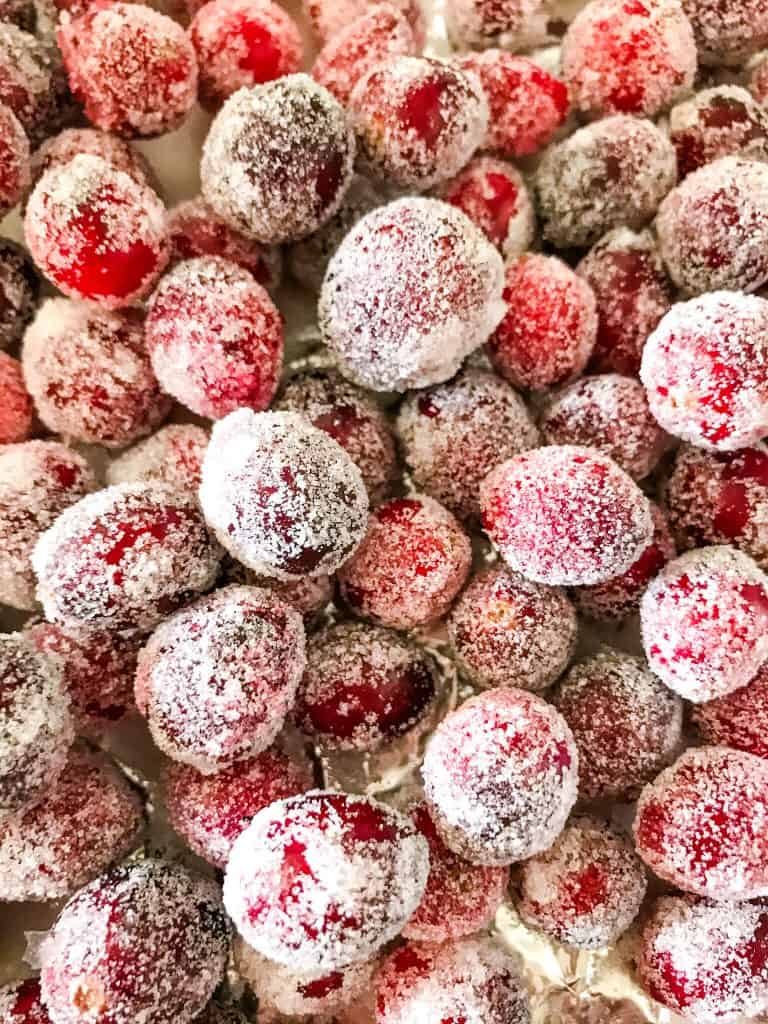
(423, 688, 578, 865)
(200, 409, 368, 579)
(634, 746, 768, 899)
(445, 0, 553, 50)
(348, 56, 488, 191)
(33, 481, 222, 633)
(0, 980, 50, 1024)
(693, 663, 768, 760)
(0, 23, 62, 145)
(481, 445, 654, 587)
(24, 154, 169, 309)
(223, 790, 429, 970)
(670, 86, 768, 179)
(243, 570, 334, 623)
(682, 0, 768, 64)
(30, 127, 155, 196)
(447, 565, 577, 693)
(304, 0, 425, 47)
(751, 54, 768, 106)
(338, 495, 472, 630)
(106, 424, 209, 494)
(146, 257, 283, 420)
(319, 197, 505, 392)
(0, 238, 38, 350)
(201, 74, 355, 245)
(0, 353, 32, 445)
(515, 816, 647, 949)
(0, 102, 29, 216)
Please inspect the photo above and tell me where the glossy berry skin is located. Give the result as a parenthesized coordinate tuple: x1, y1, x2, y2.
(0, 979, 51, 1024)
(0, 102, 29, 216)
(682, 0, 768, 65)
(670, 86, 768, 179)
(693, 663, 768, 762)
(0, 353, 32, 445)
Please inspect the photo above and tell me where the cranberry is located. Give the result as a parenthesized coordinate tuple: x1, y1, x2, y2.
(107, 425, 210, 494)
(751, 53, 768, 106)
(243, 570, 334, 623)
(0, 102, 28, 215)
(670, 85, 768, 179)
(304, 0, 425, 48)
(0, 979, 50, 1024)
(30, 128, 155, 196)
(0, 24, 62, 145)
(693, 662, 768, 761)
(682, 0, 768, 64)
(445, 0, 553, 49)
(0, 238, 38, 350)
(0, 353, 32, 445)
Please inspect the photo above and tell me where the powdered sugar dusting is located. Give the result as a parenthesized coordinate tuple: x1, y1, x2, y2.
(445, 0, 555, 50)
(670, 85, 768, 177)
(681, 0, 768, 65)
(107, 424, 210, 494)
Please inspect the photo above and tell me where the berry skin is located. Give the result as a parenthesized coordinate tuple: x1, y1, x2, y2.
(693, 662, 768, 761)
(0, 979, 50, 1024)
(670, 85, 768, 179)
(0, 102, 29, 216)
(0, 352, 33, 445)
(106, 424, 210, 494)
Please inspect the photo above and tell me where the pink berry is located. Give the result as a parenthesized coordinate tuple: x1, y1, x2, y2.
(682, 0, 768, 64)
(319, 197, 505, 392)
(515, 816, 647, 949)
(447, 565, 577, 693)
(58, 1, 198, 138)
(244, 570, 334, 623)
(33, 481, 222, 633)
(0, 441, 97, 611)
(0, 352, 32, 444)
(146, 257, 283, 420)
(223, 791, 429, 970)
(0, 238, 38, 351)
(481, 445, 654, 587)
(163, 747, 313, 868)
(201, 74, 355, 245)
(423, 688, 578, 865)
(576, 227, 673, 377)
(0, 102, 28, 215)
(304, 0, 425, 48)
(693, 662, 768, 761)
(41, 859, 229, 1024)
(751, 54, 768, 106)
(488, 253, 598, 391)
(0, 980, 50, 1024)
(445, 0, 553, 49)
(30, 128, 155, 196)
(106, 424, 210, 493)
(24, 154, 169, 309)
(0, 24, 62, 145)
(190, 0, 302, 110)
(348, 56, 488, 190)
(338, 496, 472, 631)
(200, 409, 368, 579)
(670, 85, 768, 179)
(0, 749, 144, 902)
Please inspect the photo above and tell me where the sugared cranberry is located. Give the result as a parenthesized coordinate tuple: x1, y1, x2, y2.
(223, 791, 429, 970)
(304, 0, 425, 46)
(634, 746, 768, 898)
(24, 154, 169, 309)
(146, 257, 283, 420)
(682, 0, 768, 64)
(243, 570, 334, 623)
(0, 979, 50, 1024)
(106, 424, 209, 494)
(445, 0, 553, 50)
(200, 409, 368, 579)
(338, 495, 472, 630)
(515, 816, 647, 949)
(0, 102, 29, 216)
(0, 24, 62, 145)
(194, 1003, 248, 1024)
(0, 238, 38, 350)
(576, 227, 673, 377)
(30, 128, 155, 197)
(33, 481, 222, 633)
(58, 1, 197, 137)
(319, 197, 505, 392)
(0, 353, 32, 445)
(348, 56, 488, 191)
(447, 565, 577, 693)
(693, 662, 768, 761)
(481, 445, 654, 587)
(41, 859, 229, 1024)
(0, 749, 144, 902)
(535, 115, 676, 248)
(751, 53, 768, 106)
(201, 74, 355, 245)
(670, 85, 768, 179)
(423, 688, 578, 865)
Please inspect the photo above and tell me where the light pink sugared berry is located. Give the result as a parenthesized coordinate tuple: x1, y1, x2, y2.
(106, 425, 209, 494)
(693, 662, 768, 761)
(304, 0, 425, 47)
(0, 352, 32, 444)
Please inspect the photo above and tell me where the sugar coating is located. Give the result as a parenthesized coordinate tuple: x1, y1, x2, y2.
(634, 745, 768, 899)
(319, 197, 506, 392)
(423, 688, 578, 866)
(481, 445, 654, 587)
(0, 238, 38, 351)
(0, 102, 29, 215)
(396, 368, 538, 525)
(304, 0, 425, 46)
(338, 495, 472, 630)
(0, 979, 49, 1024)
(576, 227, 673, 377)
(33, 481, 223, 633)
(751, 54, 768, 106)
(0, 352, 33, 444)
(448, 565, 577, 693)
(682, 0, 768, 64)
(0, 440, 97, 612)
(639, 895, 768, 1022)
(693, 662, 768, 760)
(536, 115, 677, 248)
(30, 127, 155, 196)
(670, 85, 768, 179)
(146, 256, 284, 420)
(0, 748, 144, 902)
(275, 368, 398, 503)
(349, 57, 488, 191)
(107, 424, 210, 494)
(439, 157, 535, 259)
(40, 859, 229, 1024)
(201, 75, 355, 245)
(376, 936, 530, 1024)
(24, 154, 169, 309)
(489, 254, 598, 392)
(516, 816, 647, 950)
(200, 409, 368, 580)
(655, 157, 768, 295)
(223, 790, 429, 971)
(244, 568, 334, 621)
(23, 298, 170, 448)
(0, 22, 60, 144)
(445, 0, 554, 50)
(456, 51, 568, 159)
(403, 801, 510, 943)
(57, 1, 198, 137)
(163, 747, 313, 868)
(136, 584, 306, 773)
(295, 621, 439, 751)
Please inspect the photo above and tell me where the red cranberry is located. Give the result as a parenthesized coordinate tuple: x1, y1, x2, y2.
(445, 0, 553, 49)
(0, 352, 32, 444)
(0, 102, 28, 215)
(106, 424, 210, 494)
(0, 238, 38, 350)
(670, 85, 768, 179)
(0, 24, 62, 145)
(0, 979, 50, 1024)
(243, 570, 334, 623)
(693, 662, 768, 761)
(30, 128, 155, 197)
(304, 0, 425, 46)
(682, 0, 768, 65)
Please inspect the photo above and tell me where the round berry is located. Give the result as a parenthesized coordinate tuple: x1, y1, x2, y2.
(33, 481, 222, 633)
(201, 74, 355, 245)
(0, 23, 61, 145)
(0, 352, 33, 445)
(244, 569, 334, 623)
(25, 154, 169, 309)
(223, 791, 429, 970)
(30, 127, 155, 196)
(481, 445, 654, 587)
(200, 409, 368, 579)
(447, 565, 577, 693)
(319, 197, 505, 392)
(146, 257, 283, 420)
(106, 424, 209, 494)
(0, 237, 38, 351)
(0, 980, 50, 1024)
(445, 0, 552, 50)
(693, 662, 768, 761)
(751, 53, 768, 106)
(670, 85, 768, 179)
(338, 496, 472, 631)
(535, 115, 677, 249)
(682, 0, 768, 64)
(304, 0, 425, 46)
(58, 1, 198, 137)
(634, 746, 768, 899)
(0, 102, 29, 215)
